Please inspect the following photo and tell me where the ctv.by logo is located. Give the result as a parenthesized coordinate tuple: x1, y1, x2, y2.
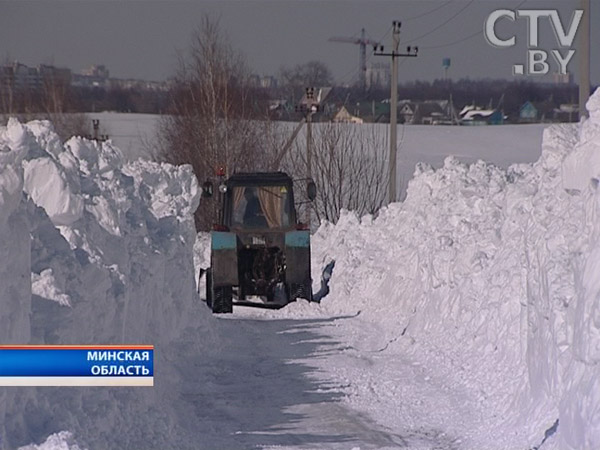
(484, 9, 583, 75)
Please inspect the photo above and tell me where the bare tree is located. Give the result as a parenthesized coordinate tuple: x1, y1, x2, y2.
(283, 122, 389, 225)
(155, 15, 273, 230)
(0, 58, 88, 140)
(0, 58, 14, 115)
(39, 67, 89, 140)
(279, 60, 334, 102)
(41, 68, 66, 116)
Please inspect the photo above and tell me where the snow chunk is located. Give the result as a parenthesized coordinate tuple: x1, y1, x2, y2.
(562, 87, 600, 191)
(0, 119, 27, 222)
(24, 120, 64, 158)
(24, 157, 84, 226)
(18, 431, 86, 450)
(124, 159, 200, 220)
(0, 152, 24, 224)
(31, 269, 71, 306)
(65, 137, 123, 176)
(587, 86, 600, 123)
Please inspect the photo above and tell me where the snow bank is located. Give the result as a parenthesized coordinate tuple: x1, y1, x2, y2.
(17, 431, 85, 450)
(0, 118, 203, 449)
(0, 119, 31, 346)
(313, 89, 600, 449)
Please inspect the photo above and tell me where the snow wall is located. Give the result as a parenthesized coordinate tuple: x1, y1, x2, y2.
(312, 89, 600, 450)
(0, 118, 205, 449)
(2, 88, 600, 449)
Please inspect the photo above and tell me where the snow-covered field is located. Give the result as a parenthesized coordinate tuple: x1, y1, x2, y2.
(1, 91, 600, 449)
(87, 112, 160, 162)
(86, 111, 545, 199)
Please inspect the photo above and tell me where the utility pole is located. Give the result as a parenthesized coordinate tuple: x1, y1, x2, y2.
(307, 106, 313, 182)
(374, 21, 418, 203)
(296, 87, 320, 224)
(305, 102, 315, 224)
(92, 119, 100, 141)
(272, 118, 306, 169)
(389, 25, 399, 204)
(90, 119, 108, 142)
(579, 0, 590, 119)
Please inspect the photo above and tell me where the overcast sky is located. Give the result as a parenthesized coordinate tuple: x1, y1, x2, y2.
(1, 0, 598, 85)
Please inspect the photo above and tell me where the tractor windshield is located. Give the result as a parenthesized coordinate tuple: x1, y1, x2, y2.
(231, 186, 292, 229)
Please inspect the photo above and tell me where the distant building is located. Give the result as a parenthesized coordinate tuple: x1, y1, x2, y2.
(519, 99, 555, 123)
(519, 101, 538, 122)
(553, 104, 579, 122)
(0, 62, 72, 91)
(249, 74, 260, 87)
(71, 64, 169, 91)
(268, 99, 292, 119)
(12, 63, 41, 90)
(333, 106, 363, 124)
(72, 64, 110, 88)
(553, 72, 574, 85)
(459, 105, 504, 125)
(39, 64, 72, 87)
(82, 64, 109, 79)
(398, 101, 417, 123)
(260, 76, 277, 89)
(366, 63, 390, 89)
(248, 74, 278, 89)
(518, 100, 579, 123)
(0, 66, 12, 90)
(109, 78, 168, 91)
(398, 100, 457, 125)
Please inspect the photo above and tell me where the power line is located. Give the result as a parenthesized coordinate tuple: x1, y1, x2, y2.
(418, 0, 528, 50)
(403, 0, 475, 44)
(420, 29, 482, 49)
(375, 24, 393, 48)
(403, 0, 455, 21)
(337, 59, 362, 85)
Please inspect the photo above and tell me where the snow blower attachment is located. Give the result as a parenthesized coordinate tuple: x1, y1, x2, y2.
(200, 172, 333, 313)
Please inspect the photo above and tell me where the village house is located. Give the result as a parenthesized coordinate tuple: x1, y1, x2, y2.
(398, 100, 457, 125)
(333, 105, 363, 124)
(459, 105, 504, 125)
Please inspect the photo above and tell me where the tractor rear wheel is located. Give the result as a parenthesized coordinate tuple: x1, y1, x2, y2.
(289, 279, 312, 302)
(212, 285, 233, 314)
(205, 268, 213, 309)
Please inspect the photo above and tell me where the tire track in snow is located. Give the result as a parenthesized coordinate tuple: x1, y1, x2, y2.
(303, 314, 471, 450)
(171, 312, 415, 449)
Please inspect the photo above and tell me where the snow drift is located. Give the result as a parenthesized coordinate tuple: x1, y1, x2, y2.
(2, 87, 600, 449)
(0, 118, 202, 449)
(312, 88, 600, 450)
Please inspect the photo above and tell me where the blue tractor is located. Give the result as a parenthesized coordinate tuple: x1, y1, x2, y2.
(201, 172, 333, 314)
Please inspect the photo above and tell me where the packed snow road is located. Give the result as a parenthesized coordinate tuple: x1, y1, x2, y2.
(180, 303, 466, 450)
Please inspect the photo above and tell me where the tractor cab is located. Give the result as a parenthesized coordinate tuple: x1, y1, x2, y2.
(224, 173, 297, 231)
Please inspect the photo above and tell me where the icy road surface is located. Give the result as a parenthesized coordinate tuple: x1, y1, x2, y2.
(175, 302, 473, 450)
